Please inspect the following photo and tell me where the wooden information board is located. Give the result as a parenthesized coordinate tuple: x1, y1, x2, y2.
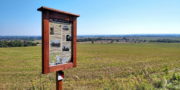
(38, 6, 80, 74)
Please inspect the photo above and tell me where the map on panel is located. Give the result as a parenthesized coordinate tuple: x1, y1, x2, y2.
(49, 19, 72, 66)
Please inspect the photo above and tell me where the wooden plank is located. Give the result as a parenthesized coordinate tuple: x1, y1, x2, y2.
(42, 11, 50, 74)
(38, 6, 80, 17)
(50, 63, 74, 72)
(72, 18, 77, 67)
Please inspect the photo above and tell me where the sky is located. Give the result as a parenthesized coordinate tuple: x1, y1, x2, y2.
(0, 0, 180, 36)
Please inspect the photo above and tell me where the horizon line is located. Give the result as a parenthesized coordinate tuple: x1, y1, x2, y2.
(1, 33, 180, 37)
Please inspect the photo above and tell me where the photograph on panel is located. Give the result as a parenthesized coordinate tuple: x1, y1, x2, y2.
(50, 40, 61, 47)
(66, 35, 72, 41)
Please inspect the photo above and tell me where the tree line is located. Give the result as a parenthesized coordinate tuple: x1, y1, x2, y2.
(0, 40, 38, 47)
(77, 37, 180, 43)
(149, 39, 180, 43)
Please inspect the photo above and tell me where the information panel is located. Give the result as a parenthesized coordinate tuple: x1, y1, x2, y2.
(49, 19, 72, 66)
(38, 6, 79, 74)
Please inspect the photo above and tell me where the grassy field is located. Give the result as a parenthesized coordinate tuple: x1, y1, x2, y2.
(0, 43, 180, 90)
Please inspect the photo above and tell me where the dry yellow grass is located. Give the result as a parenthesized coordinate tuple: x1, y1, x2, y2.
(0, 43, 180, 90)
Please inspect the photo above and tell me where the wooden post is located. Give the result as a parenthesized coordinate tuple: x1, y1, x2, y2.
(56, 71, 64, 90)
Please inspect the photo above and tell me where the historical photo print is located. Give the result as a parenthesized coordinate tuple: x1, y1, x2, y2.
(62, 46, 70, 51)
(51, 40, 60, 47)
(66, 35, 72, 41)
(50, 27, 54, 35)
(62, 25, 69, 30)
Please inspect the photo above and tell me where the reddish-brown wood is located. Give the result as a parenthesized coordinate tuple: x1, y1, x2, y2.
(72, 18, 77, 67)
(56, 71, 64, 90)
(56, 80, 63, 90)
(38, 6, 80, 17)
(38, 6, 79, 74)
(42, 11, 50, 74)
(50, 63, 74, 72)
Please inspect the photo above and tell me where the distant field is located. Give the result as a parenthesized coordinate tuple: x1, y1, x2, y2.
(0, 43, 180, 90)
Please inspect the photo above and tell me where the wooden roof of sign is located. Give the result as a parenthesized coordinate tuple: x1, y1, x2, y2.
(38, 6, 80, 17)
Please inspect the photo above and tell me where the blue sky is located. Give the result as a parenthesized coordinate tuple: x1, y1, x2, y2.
(0, 0, 180, 36)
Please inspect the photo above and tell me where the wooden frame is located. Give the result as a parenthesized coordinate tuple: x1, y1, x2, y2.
(38, 6, 79, 74)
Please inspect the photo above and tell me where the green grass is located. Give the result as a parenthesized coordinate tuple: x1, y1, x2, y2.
(0, 43, 180, 90)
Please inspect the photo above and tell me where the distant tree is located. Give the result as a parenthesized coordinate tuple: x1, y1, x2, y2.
(110, 40, 114, 43)
(91, 40, 94, 44)
(122, 37, 129, 42)
(116, 40, 119, 42)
